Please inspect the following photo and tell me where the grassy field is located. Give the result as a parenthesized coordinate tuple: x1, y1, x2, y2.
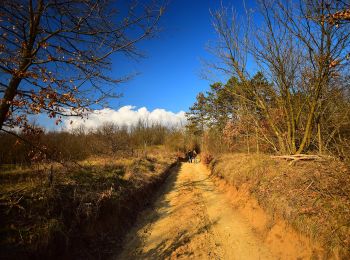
(0, 146, 178, 259)
(209, 153, 350, 258)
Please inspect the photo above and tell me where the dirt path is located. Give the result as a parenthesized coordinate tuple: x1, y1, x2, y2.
(116, 163, 277, 260)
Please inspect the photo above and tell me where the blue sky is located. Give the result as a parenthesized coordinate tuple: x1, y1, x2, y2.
(110, 0, 254, 113)
(36, 0, 260, 130)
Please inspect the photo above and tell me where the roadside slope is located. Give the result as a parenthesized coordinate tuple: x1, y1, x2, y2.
(210, 153, 350, 258)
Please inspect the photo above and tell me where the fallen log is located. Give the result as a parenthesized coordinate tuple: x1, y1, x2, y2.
(271, 154, 327, 165)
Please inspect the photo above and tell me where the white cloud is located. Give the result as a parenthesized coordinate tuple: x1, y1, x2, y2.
(62, 105, 187, 130)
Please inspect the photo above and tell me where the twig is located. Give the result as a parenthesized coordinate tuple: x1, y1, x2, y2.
(302, 180, 314, 194)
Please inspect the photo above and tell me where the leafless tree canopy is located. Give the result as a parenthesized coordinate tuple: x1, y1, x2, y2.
(188, 0, 350, 157)
(0, 0, 164, 130)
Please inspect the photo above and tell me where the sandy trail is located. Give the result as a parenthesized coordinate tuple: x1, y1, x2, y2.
(116, 162, 277, 260)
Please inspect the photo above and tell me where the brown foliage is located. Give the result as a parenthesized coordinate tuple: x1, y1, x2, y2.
(0, 122, 186, 165)
(201, 152, 214, 165)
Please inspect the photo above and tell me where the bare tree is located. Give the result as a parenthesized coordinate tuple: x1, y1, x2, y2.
(209, 0, 350, 155)
(0, 0, 165, 131)
(274, 0, 350, 153)
(210, 5, 289, 153)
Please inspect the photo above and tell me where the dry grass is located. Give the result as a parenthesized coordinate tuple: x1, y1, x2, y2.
(0, 147, 178, 259)
(210, 153, 350, 258)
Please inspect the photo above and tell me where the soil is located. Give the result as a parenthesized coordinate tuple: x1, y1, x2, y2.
(117, 162, 296, 259)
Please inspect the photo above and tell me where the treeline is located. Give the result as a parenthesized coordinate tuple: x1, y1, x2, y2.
(186, 0, 350, 160)
(187, 73, 350, 158)
(0, 121, 193, 165)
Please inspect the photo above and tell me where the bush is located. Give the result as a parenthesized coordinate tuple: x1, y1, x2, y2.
(201, 152, 213, 165)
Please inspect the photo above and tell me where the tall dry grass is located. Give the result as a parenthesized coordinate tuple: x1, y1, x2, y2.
(0, 149, 178, 259)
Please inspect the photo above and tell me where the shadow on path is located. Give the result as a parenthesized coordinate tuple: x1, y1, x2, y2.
(115, 163, 220, 259)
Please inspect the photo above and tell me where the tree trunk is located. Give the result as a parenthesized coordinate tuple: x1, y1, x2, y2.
(246, 134, 250, 154)
(0, 1, 43, 130)
(255, 126, 259, 154)
(0, 77, 23, 129)
(297, 101, 317, 154)
(256, 99, 286, 153)
(317, 120, 322, 154)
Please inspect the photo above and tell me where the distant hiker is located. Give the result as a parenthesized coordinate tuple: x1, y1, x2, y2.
(192, 149, 197, 163)
(187, 150, 193, 163)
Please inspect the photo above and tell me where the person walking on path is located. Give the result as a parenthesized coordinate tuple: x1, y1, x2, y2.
(192, 149, 197, 163)
(187, 150, 193, 163)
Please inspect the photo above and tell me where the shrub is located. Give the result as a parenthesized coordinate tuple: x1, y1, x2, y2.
(201, 152, 213, 165)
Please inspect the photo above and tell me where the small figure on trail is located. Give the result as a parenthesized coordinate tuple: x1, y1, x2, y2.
(192, 149, 197, 163)
(187, 150, 193, 163)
